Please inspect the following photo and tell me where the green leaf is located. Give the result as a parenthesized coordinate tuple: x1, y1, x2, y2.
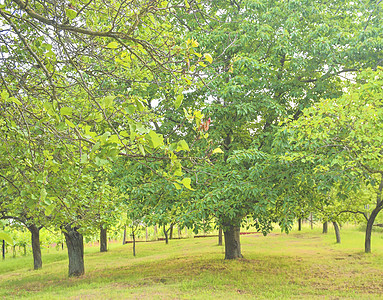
(175, 94, 184, 109)
(189, 38, 198, 47)
(80, 153, 88, 164)
(102, 96, 115, 109)
(40, 187, 47, 202)
(91, 142, 101, 153)
(60, 107, 73, 116)
(43, 102, 55, 115)
(173, 182, 182, 190)
(44, 204, 55, 216)
(135, 99, 145, 111)
(177, 140, 190, 151)
(95, 157, 109, 167)
(108, 135, 120, 144)
(100, 131, 111, 143)
(107, 41, 119, 49)
(138, 144, 145, 156)
(174, 166, 183, 176)
(146, 130, 163, 148)
(125, 105, 136, 114)
(0, 232, 13, 245)
(65, 119, 75, 128)
(181, 178, 195, 190)
(66, 9, 77, 20)
(204, 53, 213, 64)
(9, 97, 22, 106)
(212, 147, 224, 154)
(1, 90, 9, 101)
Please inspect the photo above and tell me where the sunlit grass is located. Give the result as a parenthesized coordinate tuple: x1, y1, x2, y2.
(1, 224, 383, 299)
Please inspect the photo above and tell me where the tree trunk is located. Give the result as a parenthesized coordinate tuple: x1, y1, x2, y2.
(2, 239, 5, 260)
(28, 225, 42, 270)
(132, 230, 136, 256)
(163, 225, 169, 244)
(365, 206, 381, 253)
(298, 218, 302, 231)
(178, 226, 181, 238)
(100, 225, 107, 252)
(122, 226, 127, 245)
(310, 213, 313, 229)
(218, 228, 223, 246)
(169, 224, 173, 240)
(63, 226, 84, 277)
(224, 225, 243, 259)
(146, 227, 148, 242)
(333, 222, 341, 244)
(322, 222, 328, 234)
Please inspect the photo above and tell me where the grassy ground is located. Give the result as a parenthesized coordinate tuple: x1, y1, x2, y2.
(1, 225, 383, 299)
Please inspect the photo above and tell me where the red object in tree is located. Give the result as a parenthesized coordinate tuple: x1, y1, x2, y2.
(201, 117, 212, 132)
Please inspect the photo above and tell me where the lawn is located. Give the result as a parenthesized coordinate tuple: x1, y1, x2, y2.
(1, 225, 383, 299)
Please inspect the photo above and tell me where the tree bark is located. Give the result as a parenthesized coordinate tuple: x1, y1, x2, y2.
(132, 230, 136, 256)
(310, 213, 313, 229)
(27, 224, 42, 270)
(224, 225, 243, 259)
(365, 177, 383, 253)
(365, 206, 381, 253)
(2, 239, 5, 260)
(169, 224, 173, 240)
(218, 227, 223, 246)
(333, 222, 341, 244)
(63, 226, 84, 277)
(122, 226, 127, 245)
(322, 222, 328, 234)
(298, 218, 302, 231)
(163, 225, 169, 244)
(100, 225, 107, 252)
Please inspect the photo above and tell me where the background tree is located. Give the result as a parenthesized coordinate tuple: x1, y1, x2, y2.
(285, 68, 383, 253)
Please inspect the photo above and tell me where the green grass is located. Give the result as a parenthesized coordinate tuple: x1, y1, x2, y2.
(1, 225, 383, 299)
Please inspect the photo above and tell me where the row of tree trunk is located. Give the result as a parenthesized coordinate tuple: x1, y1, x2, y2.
(218, 219, 344, 260)
(22, 224, 108, 276)
(9, 215, 379, 277)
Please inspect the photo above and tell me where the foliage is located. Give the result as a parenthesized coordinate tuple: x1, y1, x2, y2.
(283, 68, 383, 251)
(175, 0, 383, 237)
(0, 231, 13, 246)
(0, 0, 212, 246)
(284, 68, 383, 200)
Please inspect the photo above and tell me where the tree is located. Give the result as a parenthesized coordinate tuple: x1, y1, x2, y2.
(0, 0, 212, 276)
(0, 102, 51, 270)
(182, 0, 383, 259)
(285, 68, 383, 253)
